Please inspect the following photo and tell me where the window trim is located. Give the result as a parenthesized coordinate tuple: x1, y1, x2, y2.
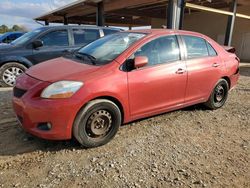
(206, 41, 218, 57)
(180, 35, 212, 60)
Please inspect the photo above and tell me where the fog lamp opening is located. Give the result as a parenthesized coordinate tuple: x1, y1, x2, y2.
(37, 122, 52, 131)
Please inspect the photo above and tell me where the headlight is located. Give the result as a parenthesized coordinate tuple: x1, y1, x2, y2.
(41, 81, 83, 99)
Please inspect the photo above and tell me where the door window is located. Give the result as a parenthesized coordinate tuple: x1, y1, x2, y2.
(182, 35, 209, 59)
(3, 34, 15, 43)
(73, 29, 100, 46)
(40, 30, 69, 47)
(132, 35, 180, 67)
(206, 42, 217, 56)
(2, 36, 9, 43)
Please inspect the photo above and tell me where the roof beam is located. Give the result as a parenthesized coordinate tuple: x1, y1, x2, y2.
(104, 0, 166, 11)
(110, 9, 166, 19)
(186, 2, 250, 19)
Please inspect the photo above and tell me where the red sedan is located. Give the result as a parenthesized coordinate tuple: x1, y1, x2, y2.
(12, 29, 239, 148)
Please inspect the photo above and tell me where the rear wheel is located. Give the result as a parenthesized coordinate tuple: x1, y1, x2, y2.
(73, 99, 121, 148)
(0, 62, 27, 87)
(204, 79, 229, 110)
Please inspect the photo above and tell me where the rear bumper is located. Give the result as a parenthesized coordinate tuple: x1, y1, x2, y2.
(229, 71, 240, 90)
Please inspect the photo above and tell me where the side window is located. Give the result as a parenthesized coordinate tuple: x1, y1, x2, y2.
(15, 33, 22, 38)
(3, 35, 14, 43)
(206, 42, 217, 56)
(182, 35, 209, 59)
(103, 29, 119, 36)
(132, 35, 180, 66)
(9, 34, 16, 40)
(40, 30, 69, 47)
(73, 29, 100, 46)
(2, 37, 8, 43)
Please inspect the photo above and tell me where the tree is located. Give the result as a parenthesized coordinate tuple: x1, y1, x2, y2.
(0, 25, 9, 33)
(12, 25, 22, 31)
(0, 25, 28, 33)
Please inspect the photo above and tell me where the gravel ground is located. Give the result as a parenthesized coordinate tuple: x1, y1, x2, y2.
(0, 64, 249, 188)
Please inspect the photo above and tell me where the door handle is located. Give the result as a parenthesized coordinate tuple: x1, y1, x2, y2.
(176, 68, 186, 74)
(63, 49, 70, 53)
(212, 63, 220, 67)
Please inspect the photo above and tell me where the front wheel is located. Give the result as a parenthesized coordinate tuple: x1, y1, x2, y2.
(73, 99, 121, 148)
(204, 79, 229, 110)
(0, 62, 27, 87)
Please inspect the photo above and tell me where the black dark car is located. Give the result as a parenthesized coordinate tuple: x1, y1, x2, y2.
(0, 32, 25, 44)
(0, 26, 121, 86)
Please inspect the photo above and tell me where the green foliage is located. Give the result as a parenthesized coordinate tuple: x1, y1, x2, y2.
(0, 25, 27, 33)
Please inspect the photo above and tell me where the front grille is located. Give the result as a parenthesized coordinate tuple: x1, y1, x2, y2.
(13, 87, 27, 98)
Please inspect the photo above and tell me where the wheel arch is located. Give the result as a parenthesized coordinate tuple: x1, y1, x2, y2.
(221, 76, 231, 89)
(71, 95, 126, 142)
(206, 76, 231, 102)
(0, 56, 33, 68)
(71, 95, 126, 136)
(85, 96, 125, 124)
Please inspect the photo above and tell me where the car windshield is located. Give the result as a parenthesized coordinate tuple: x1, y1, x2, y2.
(11, 28, 45, 45)
(77, 32, 146, 65)
(0, 33, 9, 40)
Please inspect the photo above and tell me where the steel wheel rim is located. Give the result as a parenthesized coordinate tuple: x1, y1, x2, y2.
(86, 110, 112, 139)
(2, 67, 23, 86)
(214, 84, 225, 103)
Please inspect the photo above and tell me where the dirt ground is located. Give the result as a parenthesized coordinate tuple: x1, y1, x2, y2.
(0, 64, 249, 188)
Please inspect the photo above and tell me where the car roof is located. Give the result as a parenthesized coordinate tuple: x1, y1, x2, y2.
(124, 29, 204, 37)
(41, 25, 123, 31)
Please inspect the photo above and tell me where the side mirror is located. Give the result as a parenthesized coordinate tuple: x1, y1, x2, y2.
(134, 56, 148, 69)
(32, 40, 43, 49)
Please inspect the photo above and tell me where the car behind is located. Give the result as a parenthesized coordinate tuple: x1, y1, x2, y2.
(0, 32, 25, 44)
(0, 26, 122, 87)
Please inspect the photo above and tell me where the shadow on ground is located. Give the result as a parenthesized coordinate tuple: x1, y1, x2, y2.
(0, 88, 83, 156)
(0, 122, 83, 156)
(0, 104, 207, 156)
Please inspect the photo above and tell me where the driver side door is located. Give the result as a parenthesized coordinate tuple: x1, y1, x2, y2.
(30, 29, 72, 64)
(127, 35, 187, 119)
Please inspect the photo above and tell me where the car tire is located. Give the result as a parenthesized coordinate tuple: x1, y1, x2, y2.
(73, 99, 121, 148)
(204, 79, 229, 110)
(0, 62, 27, 87)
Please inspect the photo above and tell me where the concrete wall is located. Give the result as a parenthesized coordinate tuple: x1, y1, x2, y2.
(150, 5, 250, 61)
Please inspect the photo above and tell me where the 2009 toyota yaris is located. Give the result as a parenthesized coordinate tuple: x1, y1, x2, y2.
(12, 29, 239, 148)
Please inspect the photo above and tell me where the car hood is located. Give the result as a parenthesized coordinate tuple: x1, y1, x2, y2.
(26, 57, 101, 82)
(0, 43, 16, 51)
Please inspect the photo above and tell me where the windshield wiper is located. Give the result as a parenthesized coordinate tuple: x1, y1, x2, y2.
(75, 52, 96, 65)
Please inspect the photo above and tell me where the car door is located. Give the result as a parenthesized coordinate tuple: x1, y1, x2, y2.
(31, 29, 72, 64)
(127, 35, 187, 118)
(181, 35, 222, 103)
(72, 28, 101, 49)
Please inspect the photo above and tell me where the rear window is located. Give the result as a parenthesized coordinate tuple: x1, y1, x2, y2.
(103, 29, 119, 36)
(182, 35, 209, 59)
(206, 42, 217, 56)
(73, 29, 100, 46)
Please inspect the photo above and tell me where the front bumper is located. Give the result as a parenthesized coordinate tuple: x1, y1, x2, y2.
(12, 74, 82, 140)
